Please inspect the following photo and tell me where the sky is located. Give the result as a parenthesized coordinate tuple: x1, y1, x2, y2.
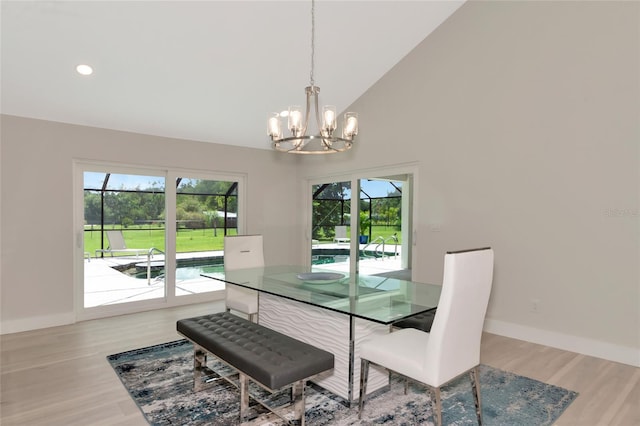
(84, 172, 401, 198)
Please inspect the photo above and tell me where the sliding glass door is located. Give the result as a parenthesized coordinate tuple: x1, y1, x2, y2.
(83, 171, 166, 308)
(309, 168, 414, 278)
(173, 177, 238, 297)
(357, 176, 410, 278)
(75, 162, 245, 320)
(310, 181, 352, 272)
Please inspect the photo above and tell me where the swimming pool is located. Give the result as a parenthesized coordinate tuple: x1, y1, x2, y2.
(120, 254, 349, 280)
(120, 258, 224, 280)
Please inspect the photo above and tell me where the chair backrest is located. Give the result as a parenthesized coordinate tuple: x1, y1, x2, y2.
(335, 226, 347, 239)
(223, 235, 265, 272)
(424, 247, 494, 385)
(106, 230, 127, 250)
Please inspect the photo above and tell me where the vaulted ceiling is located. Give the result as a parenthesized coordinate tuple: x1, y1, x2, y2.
(1, 1, 464, 150)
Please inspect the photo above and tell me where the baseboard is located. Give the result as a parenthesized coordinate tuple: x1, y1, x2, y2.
(1, 312, 75, 335)
(484, 318, 640, 368)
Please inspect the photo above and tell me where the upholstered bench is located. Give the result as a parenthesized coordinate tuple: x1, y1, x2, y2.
(392, 308, 436, 332)
(176, 312, 334, 425)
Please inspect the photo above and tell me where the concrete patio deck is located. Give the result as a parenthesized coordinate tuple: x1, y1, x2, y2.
(84, 244, 405, 308)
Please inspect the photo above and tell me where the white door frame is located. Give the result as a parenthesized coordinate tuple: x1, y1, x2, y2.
(73, 160, 246, 321)
(304, 162, 419, 276)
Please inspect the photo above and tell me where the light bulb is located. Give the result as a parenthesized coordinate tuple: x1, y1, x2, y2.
(322, 105, 337, 134)
(268, 114, 282, 139)
(288, 106, 303, 136)
(343, 113, 358, 138)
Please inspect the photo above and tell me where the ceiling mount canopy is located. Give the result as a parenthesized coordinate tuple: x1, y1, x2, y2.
(267, 0, 359, 154)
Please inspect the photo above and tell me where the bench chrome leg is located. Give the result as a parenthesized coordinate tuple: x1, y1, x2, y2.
(193, 346, 208, 392)
(239, 373, 250, 423)
(291, 380, 305, 426)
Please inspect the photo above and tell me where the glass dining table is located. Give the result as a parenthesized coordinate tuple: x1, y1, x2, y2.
(202, 265, 441, 404)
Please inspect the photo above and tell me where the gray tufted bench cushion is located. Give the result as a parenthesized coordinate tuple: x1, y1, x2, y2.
(177, 312, 334, 390)
(393, 308, 436, 332)
(178, 311, 334, 424)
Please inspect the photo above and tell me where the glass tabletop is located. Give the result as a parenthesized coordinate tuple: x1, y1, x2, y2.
(202, 265, 441, 325)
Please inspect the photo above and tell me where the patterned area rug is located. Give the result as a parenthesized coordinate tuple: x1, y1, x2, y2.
(107, 339, 578, 425)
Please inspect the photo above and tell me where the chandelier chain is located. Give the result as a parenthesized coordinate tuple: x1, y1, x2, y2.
(310, 0, 315, 86)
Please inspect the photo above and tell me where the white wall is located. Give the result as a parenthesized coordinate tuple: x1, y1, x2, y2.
(0, 116, 302, 332)
(297, 1, 639, 366)
(1, 1, 637, 367)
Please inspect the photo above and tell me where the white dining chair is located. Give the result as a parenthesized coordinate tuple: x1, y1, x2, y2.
(223, 235, 264, 322)
(358, 247, 494, 426)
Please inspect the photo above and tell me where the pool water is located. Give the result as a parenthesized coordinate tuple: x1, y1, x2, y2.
(123, 262, 224, 280)
(123, 254, 348, 280)
(173, 264, 224, 281)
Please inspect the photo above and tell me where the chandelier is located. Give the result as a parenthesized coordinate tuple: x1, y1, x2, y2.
(267, 0, 358, 154)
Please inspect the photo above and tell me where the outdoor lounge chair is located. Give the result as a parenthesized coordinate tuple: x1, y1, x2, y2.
(95, 230, 146, 258)
(334, 225, 350, 244)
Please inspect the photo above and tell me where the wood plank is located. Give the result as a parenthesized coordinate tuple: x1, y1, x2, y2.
(2, 302, 638, 425)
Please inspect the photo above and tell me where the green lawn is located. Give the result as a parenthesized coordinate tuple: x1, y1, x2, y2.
(315, 225, 402, 244)
(366, 225, 402, 243)
(85, 226, 237, 256)
(85, 225, 401, 256)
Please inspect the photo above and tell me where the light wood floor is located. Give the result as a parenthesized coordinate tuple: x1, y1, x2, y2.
(1, 302, 638, 425)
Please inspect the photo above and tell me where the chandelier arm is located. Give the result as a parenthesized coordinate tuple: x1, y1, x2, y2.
(301, 87, 312, 139)
(274, 143, 349, 155)
(312, 88, 324, 140)
(275, 135, 350, 142)
(321, 138, 334, 151)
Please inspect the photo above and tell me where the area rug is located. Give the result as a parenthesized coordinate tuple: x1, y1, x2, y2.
(107, 339, 578, 425)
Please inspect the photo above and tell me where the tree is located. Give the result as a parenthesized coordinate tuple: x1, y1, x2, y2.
(176, 197, 206, 228)
(85, 176, 238, 231)
(312, 182, 351, 240)
(83, 191, 102, 224)
(359, 211, 371, 236)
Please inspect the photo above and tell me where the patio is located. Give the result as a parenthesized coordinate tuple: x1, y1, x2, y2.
(84, 244, 405, 307)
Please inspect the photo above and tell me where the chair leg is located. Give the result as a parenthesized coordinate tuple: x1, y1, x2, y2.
(428, 386, 442, 426)
(358, 359, 370, 419)
(470, 366, 483, 425)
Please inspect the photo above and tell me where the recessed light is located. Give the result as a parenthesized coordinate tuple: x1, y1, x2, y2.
(76, 64, 93, 76)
